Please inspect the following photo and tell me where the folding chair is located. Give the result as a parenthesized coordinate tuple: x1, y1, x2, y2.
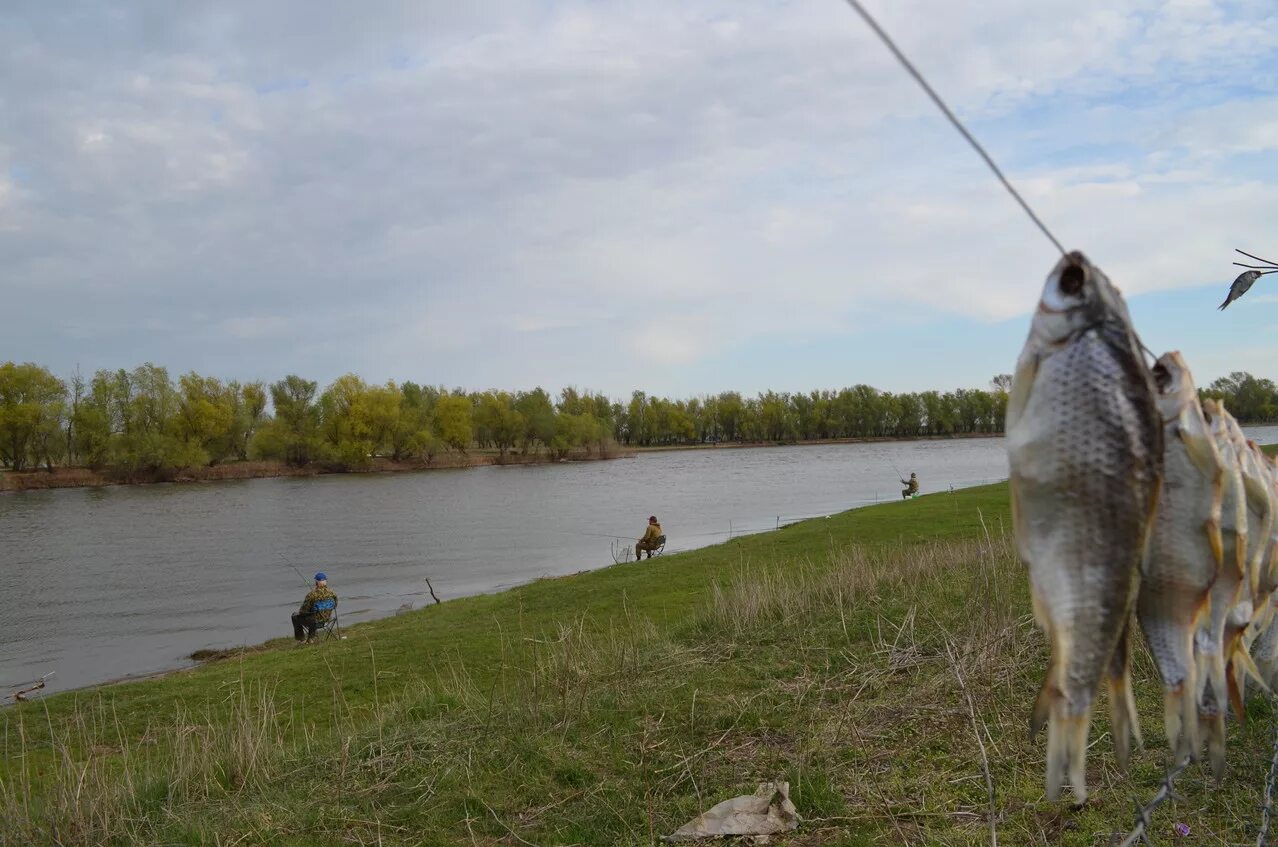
(309, 598, 340, 641)
(643, 535, 667, 559)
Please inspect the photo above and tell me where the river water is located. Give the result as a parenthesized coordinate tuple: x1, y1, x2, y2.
(5, 428, 1278, 695)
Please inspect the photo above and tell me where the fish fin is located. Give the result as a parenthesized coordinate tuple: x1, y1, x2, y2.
(1226, 660, 1247, 728)
(1108, 620, 1142, 770)
(1030, 678, 1053, 742)
(1205, 517, 1225, 571)
(1179, 414, 1224, 479)
(1232, 640, 1271, 701)
(1236, 530, 1250, 579)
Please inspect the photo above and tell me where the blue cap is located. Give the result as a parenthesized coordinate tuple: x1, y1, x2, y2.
(314, 572, 327, 581)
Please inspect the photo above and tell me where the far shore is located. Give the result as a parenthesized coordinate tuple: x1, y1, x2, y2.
(633, 430, 1004, 453)
(0, 448, 635, 494)
(0, 432, 1009, 494)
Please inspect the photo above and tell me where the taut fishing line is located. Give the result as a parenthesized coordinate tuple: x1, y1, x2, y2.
(840, 0, 1067, 258)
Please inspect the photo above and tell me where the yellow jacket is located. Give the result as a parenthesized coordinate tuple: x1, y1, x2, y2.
(300, 586, 338, 621)
(641, 522, 663, 544)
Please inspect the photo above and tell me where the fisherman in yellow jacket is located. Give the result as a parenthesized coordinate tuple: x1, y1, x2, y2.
(901, 472, 919, 500)
(635, 516, 665, 561)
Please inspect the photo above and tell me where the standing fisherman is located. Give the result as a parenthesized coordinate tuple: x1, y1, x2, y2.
(900, 472, 919, 500)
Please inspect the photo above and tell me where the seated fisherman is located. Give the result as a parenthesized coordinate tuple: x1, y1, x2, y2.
(635, 515, 665, 560)
(901, 472, 920, 500)
(292, 572, 338, 643)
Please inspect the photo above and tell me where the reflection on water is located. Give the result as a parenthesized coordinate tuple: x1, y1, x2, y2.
(3, 426, 1277, 694)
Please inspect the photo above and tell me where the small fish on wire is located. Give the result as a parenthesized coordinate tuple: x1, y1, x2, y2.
(1137, 351, 1222, 762)
(1220, 271, 1262, 311)
(1221, 249, 1278, 310)
(1197, 399, 1249, 777)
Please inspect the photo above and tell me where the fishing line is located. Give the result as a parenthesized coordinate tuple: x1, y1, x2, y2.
(840, 0, 1067, 258)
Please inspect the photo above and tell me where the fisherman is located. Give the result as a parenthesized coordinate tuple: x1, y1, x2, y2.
(292, 572, 338, 643)
(900, 472, 919, 500)
(635, 516, 665, 561)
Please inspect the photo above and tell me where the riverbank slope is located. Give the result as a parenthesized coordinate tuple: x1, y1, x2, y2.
(4, 481, 1275, 845)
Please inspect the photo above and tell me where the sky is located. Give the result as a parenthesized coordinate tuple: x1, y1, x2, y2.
(3, 0, 1278, 399)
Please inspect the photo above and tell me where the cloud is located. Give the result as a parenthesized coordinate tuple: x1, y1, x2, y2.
(220, 315, 289, 339)
(3, 1, 1278, 395)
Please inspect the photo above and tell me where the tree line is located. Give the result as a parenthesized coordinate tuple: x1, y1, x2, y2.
(2, 361, 1272, 476)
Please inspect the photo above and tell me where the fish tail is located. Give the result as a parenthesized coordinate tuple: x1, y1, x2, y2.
(1201, 710, 1227, 781)
(1064, 712, 1090, 804)
(1045, 705, 1066, 801)
(1107, 621, 1142, 770)
(1204, 650, 1228, 722)
(1165, 683, 1198, 763)
(1177, 593, 1212, 760)
(1046, 708, 1090, 803)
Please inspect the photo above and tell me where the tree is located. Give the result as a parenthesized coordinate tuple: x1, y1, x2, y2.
(0, 362, 66, 471)
(256, 375, 322, 466)
(433, 393, 473, 453)
(110, 364, 191, 474)
(990, 374, 1013, 392)
(235, 382, 268, 460)
(473, 391, 524, 458)
(175, 372, 236, 466)
(515, 388, 557, 453)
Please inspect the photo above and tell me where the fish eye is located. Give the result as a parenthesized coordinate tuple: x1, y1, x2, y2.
(1059, 262, 1086, 296)
(1151, 363, 1171, 392)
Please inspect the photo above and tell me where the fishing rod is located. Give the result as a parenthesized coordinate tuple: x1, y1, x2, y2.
(568, 530, 641, 541)
(288, 564, 311, 588)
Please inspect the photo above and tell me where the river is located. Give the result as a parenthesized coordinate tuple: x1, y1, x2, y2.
(5, 428, 1278, 695)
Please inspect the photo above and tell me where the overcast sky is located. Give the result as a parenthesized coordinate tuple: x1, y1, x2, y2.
(4, 1, 1278, 398)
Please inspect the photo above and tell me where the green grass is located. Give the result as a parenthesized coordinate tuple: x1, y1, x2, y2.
(3, 482, 1275, 845)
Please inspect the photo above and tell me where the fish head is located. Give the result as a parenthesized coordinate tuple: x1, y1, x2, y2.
(1151, 351, 1196, 419)
(1029, 251, 1135, 349)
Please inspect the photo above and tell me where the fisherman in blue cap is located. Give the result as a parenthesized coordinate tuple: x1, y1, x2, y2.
(292, 572, 338, 643)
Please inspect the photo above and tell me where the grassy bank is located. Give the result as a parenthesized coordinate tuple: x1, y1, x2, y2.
(4, 483, 1276, 845)
(0, 447, 633, 493)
